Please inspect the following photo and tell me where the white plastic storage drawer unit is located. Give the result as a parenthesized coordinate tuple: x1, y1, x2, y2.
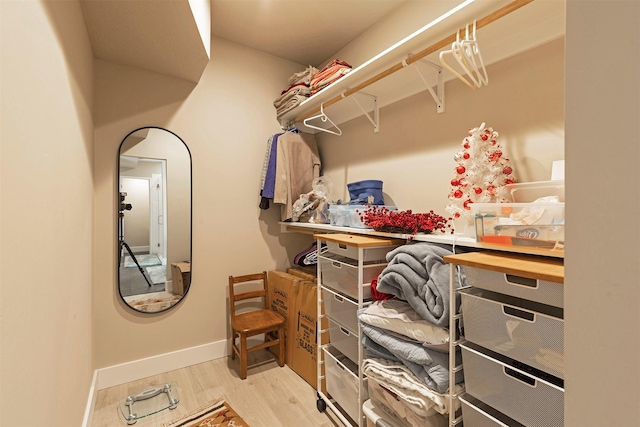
(323, 238, 397, 263)
(458, 394, 525, 427)
(463, 260, 564, 308)
(460, 287, 564, 379)
(316, 233, 402, 427)
(319, 254, 385, 300)
(328, 318, 359, 363)
(460, 342, 564, 427)
(324, 346, 367, 422)
(323, 287, 363, 332)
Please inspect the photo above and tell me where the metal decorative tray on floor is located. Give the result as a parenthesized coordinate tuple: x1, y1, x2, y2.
(119, 382, 180, 425)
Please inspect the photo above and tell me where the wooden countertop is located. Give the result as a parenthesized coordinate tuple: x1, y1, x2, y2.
(314, 233, 404, 248)
(443, 250, 564, 284)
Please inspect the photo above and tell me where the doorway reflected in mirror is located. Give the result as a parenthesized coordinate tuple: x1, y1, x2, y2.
(117, 127, 192, 313)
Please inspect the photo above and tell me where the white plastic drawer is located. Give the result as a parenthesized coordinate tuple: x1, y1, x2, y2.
(328, 319, 359, 363)
(460, 287, 564, 379)
(461, 343, 564, 427)
(322, 287, 361, 332)
(319, 255, 384, 299)
(463, 265, 563, 308)
(324, 240, 395, 263)
(459, 394, 525, 427)
(324, 347, 367, 422)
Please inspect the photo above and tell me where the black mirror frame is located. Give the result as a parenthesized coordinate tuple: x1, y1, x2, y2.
(116, 126, 193, 314)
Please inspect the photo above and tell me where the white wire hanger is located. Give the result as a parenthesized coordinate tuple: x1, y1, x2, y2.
(460, 21, 489, 87)
(303, 103, 342, 136)
(439, 30, 477, 90)
(439, 21, 489, 89)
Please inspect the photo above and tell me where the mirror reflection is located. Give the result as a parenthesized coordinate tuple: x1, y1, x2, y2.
(117, 127, 192, 313)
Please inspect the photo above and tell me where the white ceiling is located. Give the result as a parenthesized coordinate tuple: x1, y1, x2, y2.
(80, 0, 409, 81)
(210, 0, 409, 66)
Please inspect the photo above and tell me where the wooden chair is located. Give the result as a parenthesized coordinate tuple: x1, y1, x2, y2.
(228, 271, 285, 379)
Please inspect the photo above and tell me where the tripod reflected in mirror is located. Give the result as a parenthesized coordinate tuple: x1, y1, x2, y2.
(118, 192, 153, 287)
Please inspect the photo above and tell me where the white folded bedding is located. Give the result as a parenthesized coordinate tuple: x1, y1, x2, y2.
(363, 357, 463, 416)
(359, 299, 450, 351)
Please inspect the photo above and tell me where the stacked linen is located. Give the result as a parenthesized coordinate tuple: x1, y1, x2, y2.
(364, 362, 464, 427)
(275, 83, 311, 120)
(358, 242, 468, 425)
(374, 242, 467, 326)
(359, 307, 463, 394)
(309, 59, 352, 95)
(274, 65, 318, 120)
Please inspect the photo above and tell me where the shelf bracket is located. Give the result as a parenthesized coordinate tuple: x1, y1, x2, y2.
(343, 90, 379, 133)
(406, 57, 445, 114)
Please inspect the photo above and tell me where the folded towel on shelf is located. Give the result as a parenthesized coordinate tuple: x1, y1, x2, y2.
(358, 300, 450, 351)
(363, 357, 463, 416)
(276, 94, 308, 119)
(361, 321, 462, 393)
(309, 59, 352, 94)
(273, 84, 311, 108)
(376, 242, 466, 327)
(288, 65, 319, 86)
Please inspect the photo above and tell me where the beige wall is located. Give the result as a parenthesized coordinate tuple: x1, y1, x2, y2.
(565, 1, 640, 424)
(92, 38, 312, 368)
(0, 1, 94, 426)
(317, 38, 564, 228)
(1, 1, 638, 426)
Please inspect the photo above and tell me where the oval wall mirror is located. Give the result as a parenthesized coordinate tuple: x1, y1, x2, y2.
(117, 127, 192, 313)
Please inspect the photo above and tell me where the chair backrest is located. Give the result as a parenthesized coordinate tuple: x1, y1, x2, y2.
(228, 271, 269, 319)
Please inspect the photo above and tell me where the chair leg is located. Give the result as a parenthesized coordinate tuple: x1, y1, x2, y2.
(230, 331, 236, 360)
(240, 334, 248, 380)
(277, 325, 285, 368)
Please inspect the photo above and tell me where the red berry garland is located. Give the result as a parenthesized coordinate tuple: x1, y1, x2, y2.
(359, 206, 452, 236)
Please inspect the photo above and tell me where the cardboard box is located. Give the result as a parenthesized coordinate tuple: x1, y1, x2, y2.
(267, 271, 301, 365)
(286, 267, 317, 283)
(290, 280, 328, 393)
(171, 262, 191, 295)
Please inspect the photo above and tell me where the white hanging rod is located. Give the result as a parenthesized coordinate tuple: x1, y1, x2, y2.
(293, 0, 535, 124)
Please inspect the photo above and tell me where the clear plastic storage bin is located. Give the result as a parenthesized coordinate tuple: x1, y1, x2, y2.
(323, 347, 366, 422)
(319, 254, 385, 299)
(324, 240, 395, 263)
(328, 318, 359, 363)
(322, 287, 362, 332)
(471, 202, 564, 247)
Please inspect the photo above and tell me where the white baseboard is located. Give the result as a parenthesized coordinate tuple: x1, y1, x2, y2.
(96, 339, 228, 390)
(84, 339, 228, 426)
(82, 370, 99, 427)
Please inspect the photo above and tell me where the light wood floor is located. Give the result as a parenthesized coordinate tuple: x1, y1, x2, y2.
(91, 350, 346, 427)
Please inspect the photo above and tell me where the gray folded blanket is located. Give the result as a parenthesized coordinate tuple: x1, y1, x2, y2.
(376, 242, 466, 327)
(361, 322, 463, 393)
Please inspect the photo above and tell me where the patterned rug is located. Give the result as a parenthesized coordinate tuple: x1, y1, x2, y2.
(162, 400, 250, 427)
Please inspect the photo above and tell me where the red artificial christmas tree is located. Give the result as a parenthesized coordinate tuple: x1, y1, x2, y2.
(446, 123, 516, 222)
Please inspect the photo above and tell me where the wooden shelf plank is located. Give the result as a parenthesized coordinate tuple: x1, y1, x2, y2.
(443, 250, 564, 283)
